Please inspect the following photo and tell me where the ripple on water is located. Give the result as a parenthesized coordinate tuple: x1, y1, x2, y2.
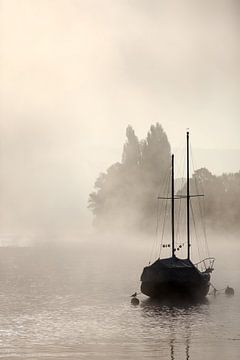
(0, 247, 239, 359)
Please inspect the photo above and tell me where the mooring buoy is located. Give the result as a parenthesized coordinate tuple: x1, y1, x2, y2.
(225, 286, 234, 296)
(131, 297, 140, 305)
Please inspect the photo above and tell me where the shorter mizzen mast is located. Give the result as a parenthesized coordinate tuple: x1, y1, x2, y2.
(171, 154, 175, 258)
(186, 131, 190, 260)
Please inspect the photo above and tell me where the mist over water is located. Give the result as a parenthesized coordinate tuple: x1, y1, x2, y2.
(0, 0, 240, 359)
(0, 235, 239, 359)
(1, 0, 240, 239)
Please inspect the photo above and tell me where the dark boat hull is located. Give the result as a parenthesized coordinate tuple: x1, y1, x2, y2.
(140, 257, 211, 300)
(141, 279, 210, 300)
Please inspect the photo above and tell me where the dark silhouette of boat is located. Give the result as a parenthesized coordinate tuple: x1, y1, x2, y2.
(141, 132, 214, 300)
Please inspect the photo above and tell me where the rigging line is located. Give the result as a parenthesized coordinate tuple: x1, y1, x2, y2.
(193, 174, 210, 258)
(190, 200, 202, 262)
(190, 145, 210, 258)
(173, 139, 186, 175)
(192, 190, 206, 260)
(159, 196, 169, 258)
(176, 154, 186, 245)
(159, 172, 171, 259)
(158, 173, 170, 258)
(175, 142, 186, 246)
(175, 151, 183, 243)
(174, 143, 185, 180)
(173, 138, 186, 246)
(149, 163, 172, 263)
(190, 148, 201, 226)
(155, 199, 160, 235)
(153, 195, 165, 262)
(202, 195, 210, 257)
(148, 198, 160, 264)
(156, 168, 171, 259)
(176, 189, 182, 243)
(189, 147, 206, 262)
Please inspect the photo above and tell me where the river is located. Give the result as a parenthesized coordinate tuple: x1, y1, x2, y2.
(0, 238, 239, 359)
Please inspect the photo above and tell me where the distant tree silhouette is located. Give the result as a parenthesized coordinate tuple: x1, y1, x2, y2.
(88, 123, 171, 232)
(185, 168, 240, 230)
(89, 126, 240, 233)
(88, 162, 123, 228)
(141, 123, 171, 184)
(139, 124, 171, 229)
(122, 125, 141, 167)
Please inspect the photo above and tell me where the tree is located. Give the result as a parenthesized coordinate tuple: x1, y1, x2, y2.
(88, 124, 171, 232)
(189, 168, 240, 230)
(138, 124, 171, 230)
(122, 125, 141, 167)
(89, 125, 240, 233)
(141, 123, 171, 184)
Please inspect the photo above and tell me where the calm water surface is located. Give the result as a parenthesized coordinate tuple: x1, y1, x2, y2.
(0, 241, 239, 359)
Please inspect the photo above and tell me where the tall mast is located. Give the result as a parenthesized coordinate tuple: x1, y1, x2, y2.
(171, 154, 175, 257)
(187, 131, 190, 260)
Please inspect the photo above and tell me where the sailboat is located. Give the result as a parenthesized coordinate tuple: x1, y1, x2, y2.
(140, 132, 215, 300)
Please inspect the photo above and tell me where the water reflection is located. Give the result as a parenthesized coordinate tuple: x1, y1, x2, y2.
(170, 338, 175, 360)
(0, 247, 239, 359)
(186, 337, 190, 360)
(141, 297, 209, 309)
(140, 297, 209, 320)
(140, 298, 209, 360)
(167, 336, 190, 360)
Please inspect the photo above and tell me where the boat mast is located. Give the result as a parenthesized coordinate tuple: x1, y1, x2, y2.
(187, 131, 190, 260)
(171, 154, 175, 257)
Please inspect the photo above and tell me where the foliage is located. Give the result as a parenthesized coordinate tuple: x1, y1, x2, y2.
(188, 168, 240, 230)
(88, 123, 171, 231)
(89, 125, 240, 233)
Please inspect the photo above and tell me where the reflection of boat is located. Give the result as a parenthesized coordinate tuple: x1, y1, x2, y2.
(170, 337, 190, 360)
(141, 132, 215, 300)
(140, 300, 198, 360)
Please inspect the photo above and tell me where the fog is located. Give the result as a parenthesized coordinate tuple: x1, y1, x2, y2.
(0, 0, 240, 243)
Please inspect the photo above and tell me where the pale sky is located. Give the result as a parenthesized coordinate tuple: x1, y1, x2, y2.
(0, 0, 239, 238)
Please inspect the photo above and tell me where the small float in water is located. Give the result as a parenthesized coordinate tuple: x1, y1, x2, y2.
(130, 292, 140, 305)
(225, 286, 234, 296)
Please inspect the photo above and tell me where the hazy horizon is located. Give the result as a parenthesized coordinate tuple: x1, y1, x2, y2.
(0, 0, 239, 240)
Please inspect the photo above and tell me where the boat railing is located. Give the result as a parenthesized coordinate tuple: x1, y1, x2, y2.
(194, 257, 215, 273)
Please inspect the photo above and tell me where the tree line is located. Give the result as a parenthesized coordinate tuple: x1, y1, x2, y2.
(88, 124, 240, 233)
(188, 167, 240, 231)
